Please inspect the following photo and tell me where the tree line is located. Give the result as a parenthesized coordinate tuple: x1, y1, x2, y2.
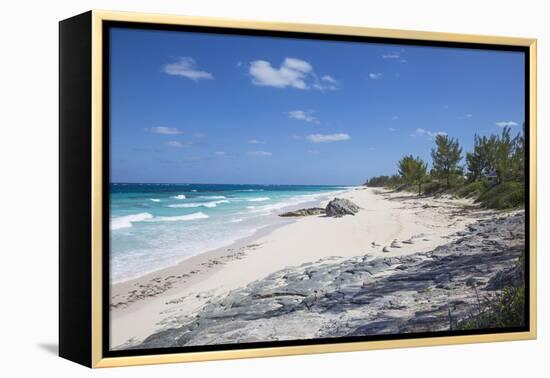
(365, 125, 525, 208)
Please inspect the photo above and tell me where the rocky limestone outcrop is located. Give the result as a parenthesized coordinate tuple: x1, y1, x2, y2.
(133, 211, 525, 349)
(325, 198, 360, 217)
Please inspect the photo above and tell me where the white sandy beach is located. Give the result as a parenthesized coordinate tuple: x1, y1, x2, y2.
(110, 187, 490, 348)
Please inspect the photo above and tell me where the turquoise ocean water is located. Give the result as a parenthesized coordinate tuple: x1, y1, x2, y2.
(110, 183, 350, 282)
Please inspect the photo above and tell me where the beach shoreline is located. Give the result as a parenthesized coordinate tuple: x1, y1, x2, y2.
(110, 186, 351, 284)
(110, 190, 348, 347)
(110, 186, 502, 349)
(110, 193, 347, 305)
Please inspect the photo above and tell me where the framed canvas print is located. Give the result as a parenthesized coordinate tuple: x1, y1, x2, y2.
(59, 10, 537, 368)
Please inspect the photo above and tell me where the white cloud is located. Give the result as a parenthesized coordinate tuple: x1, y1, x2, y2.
(306, 133, 350, 143)
(288, 110, 319, 124)
(284, 57, 312, 72)
(459, 113, 474, 119)
(164, 57, 214, 81)
(165, 141, 191, 148)
(248, 139, 265, 144)
(382, 51, 407, 63)
(392, 115, 399, 120)
(388, 127, 396, 132)
(249, 57, 336, 91)
(290, 135, 302, 140)
(312, 74, 339, 91)
(369, 73, 382, 80)
(215, 151, 226, 156)
(414, 128, 447, 138)
(383, 53, 401, 59)
(312, 81, 337, 92)
(321, 75, 337, 83)
(148, 126, 183, 135)
(495, 121, 519, 127)
(249, 58, 309, 89)
(247, 150, 272, 156)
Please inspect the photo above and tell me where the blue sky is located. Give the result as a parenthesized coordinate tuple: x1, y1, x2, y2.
(110, 27, 525, 185)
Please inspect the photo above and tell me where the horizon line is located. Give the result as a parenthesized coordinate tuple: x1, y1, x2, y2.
(110, 181, 361, 187)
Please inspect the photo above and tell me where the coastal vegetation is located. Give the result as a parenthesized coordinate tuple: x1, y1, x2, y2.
(457, 255, 525, 330)
(366, 126, 526, 331)
(397, 155, 427, 195)
(365, 125, 526, 210)
(457, 284, 525, 330)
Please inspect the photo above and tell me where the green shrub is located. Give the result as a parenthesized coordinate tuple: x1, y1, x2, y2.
(365, 174, 403, 188)
(458, 285, 525, 330)
(423, 180, 446, 195)
(393, 183, 415, 192)
(458, 254, 525, 330)
(477, 181, 525, 209)
(454, 180, 488, 198)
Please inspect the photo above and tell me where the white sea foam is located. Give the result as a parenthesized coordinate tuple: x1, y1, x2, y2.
(150, 212, 209, 222)
(111, 212, 153, 230)
(198, 195, 227, 199)
(247, 197, 270, 202)
(111, 222, 255, 283)
(172, 194, 187, 199)
(168, 200, 229, 208)
(150, 198, 161, 202)
(230, 218, 243, 223)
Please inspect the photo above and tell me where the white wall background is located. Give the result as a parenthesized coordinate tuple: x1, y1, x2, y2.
(0, 0, 546, 376)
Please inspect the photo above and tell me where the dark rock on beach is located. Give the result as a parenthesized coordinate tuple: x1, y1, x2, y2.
(278, 198, 359, 218)
(279, 208, 326, 217)
(325, 198, 360, 217)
